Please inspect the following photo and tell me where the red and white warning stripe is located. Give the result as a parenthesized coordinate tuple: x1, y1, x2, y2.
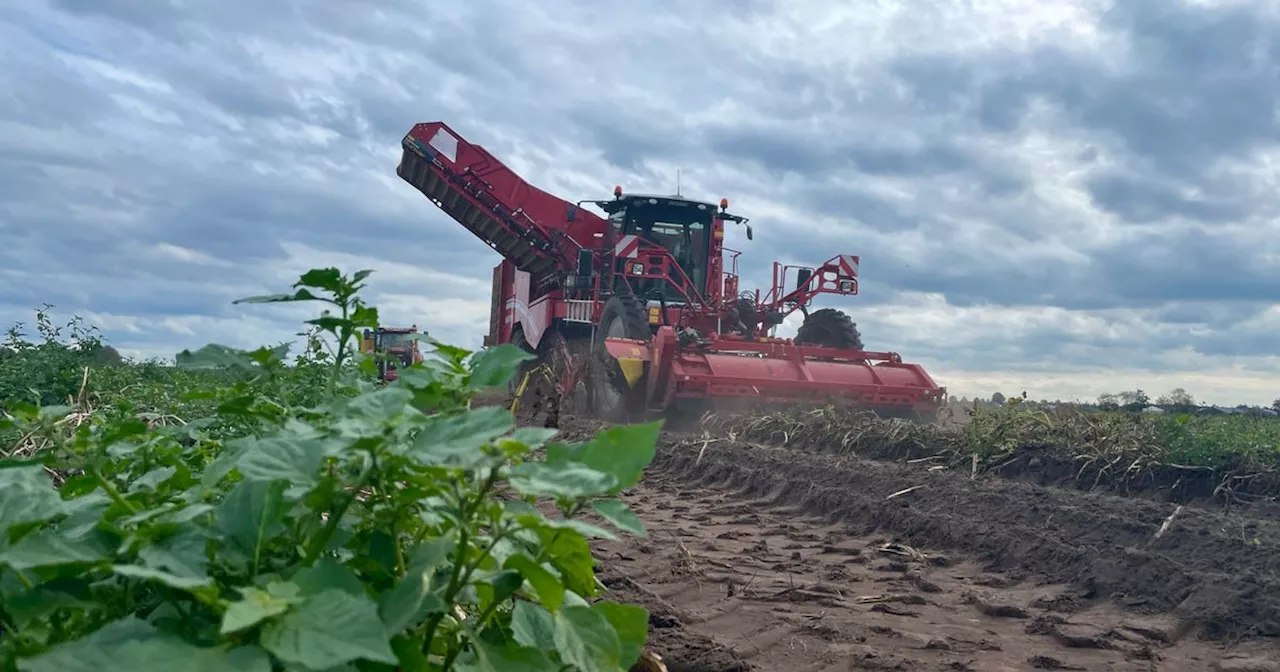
(614, 234, 640, 258)
(837, 255, 859, 277)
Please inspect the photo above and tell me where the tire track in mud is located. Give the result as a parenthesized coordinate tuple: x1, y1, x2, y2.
(594, 437, 1280, 672)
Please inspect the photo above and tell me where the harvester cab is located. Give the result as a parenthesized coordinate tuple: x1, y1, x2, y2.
(582, 190, 723, 306)
(358, 325, 424, 382)
(396, 120, 946, 424)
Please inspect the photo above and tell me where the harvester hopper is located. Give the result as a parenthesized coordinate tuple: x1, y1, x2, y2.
(396, 121, 945, 422)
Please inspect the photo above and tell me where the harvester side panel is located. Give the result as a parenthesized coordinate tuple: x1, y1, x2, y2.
(495, 261, 555, 350)
(398, 122, 608, 278)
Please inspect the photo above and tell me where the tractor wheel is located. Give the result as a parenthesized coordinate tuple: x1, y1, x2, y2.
(794, 308, 864, 350)
(590, 294, 650, 422)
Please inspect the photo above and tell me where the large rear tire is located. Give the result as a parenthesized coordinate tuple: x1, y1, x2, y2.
(794, 308, 863, 350)
(590, 294, 650, 422)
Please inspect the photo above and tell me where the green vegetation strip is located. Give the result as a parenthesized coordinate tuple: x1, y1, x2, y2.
(701, 405, 1280, 505)
(0, 268, 661, 672)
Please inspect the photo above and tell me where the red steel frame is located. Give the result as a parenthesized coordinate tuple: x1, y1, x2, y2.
(398, 121, 946, 414)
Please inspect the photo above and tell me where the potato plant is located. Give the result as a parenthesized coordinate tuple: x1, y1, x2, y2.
(0, 268, 659, 672)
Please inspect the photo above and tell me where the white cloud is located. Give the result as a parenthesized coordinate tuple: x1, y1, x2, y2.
(2, 0, 1280, 407)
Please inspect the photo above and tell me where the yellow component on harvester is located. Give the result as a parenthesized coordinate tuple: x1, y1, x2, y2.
(647, 306, 660, 324)
(616, 358, 645, 387)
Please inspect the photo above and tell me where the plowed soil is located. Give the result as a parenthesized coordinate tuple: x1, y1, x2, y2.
(569, 421, 1280, 671)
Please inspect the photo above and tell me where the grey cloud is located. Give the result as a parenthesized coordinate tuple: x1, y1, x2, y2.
(4, 0, 1280, 390)
(1090, 228, 1280, 306)
(48, 0, 183, 34)
(1085, 171, 1248, 224)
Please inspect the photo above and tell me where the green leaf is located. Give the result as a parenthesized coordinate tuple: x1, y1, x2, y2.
(468, 344, 534, 389)
(593, 602, 649, 669)
(137, 528, 210, 580)
(260, 589, 398, 669)
(59, 495, 110, 538)
(378, 568, 446, 634)
(591, 499, 647, 537)
(484, 569, 524, 606)
(389, 635, 430, 672)
(112, 564, 213, 591)
(218, 479, 287, 559)
(537, 528, 599, 598)
(427, 340, 472, 366)
(510, 600, 557, 651)
(248, 343, 291, 366)
(510, 427, 559, 450)
(553, 605, 622, 671)
(5, 579, 95, 630)
(406, 536, 456, 571)
(554, 421, 661, 493)
(290, 557, 366, 597)
(0, 528, 107, 570)
(347, 385, 415, 424)
(538, 518, 617, 541)
(174, 344, 258, 371)
(16, 617, 272, 672)
(0, 465, 62, 534)
(218, 646, 273, 672)
(201, 443, 248, 491)
(295, 268, 345, 293)
(461, 638, 558, 672)
(157, 503, 216, 525)
(406, 406, 514, 469)
(221, 583, 300, 635)
(38, 404, 73, 420)
(305, 316, 353, 333)
(503, 554, 565, 611)
(234, 435, 326, 488)
(128, 466, 176, 493)
(233, 288, 322, 304)
(378, 538, 453, 633)
(508, 461, 617, 499)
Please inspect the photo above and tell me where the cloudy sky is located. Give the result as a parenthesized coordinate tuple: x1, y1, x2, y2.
(2, 0, 1280, 405)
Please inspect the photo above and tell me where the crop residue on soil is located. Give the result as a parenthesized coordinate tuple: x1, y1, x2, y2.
(557, 412, 1280, 671)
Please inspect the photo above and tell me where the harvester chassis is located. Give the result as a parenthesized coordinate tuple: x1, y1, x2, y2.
(397, 121, 946, 423)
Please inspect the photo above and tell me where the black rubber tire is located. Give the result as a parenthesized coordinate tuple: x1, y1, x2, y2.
(794, 308, 864, 350)
(733, 297, 758, 335)
(590, 294, 650, 422)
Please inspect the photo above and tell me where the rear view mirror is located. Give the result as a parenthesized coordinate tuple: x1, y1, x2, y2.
(746, 225, 753, 241)
(795, 268, 812, 292)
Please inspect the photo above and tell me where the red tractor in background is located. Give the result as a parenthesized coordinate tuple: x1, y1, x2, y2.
(397, 121, 945, 422)
(359, 325, 425, 382)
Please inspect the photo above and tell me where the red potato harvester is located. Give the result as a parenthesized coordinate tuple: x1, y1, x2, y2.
(396, 121, 945, 422)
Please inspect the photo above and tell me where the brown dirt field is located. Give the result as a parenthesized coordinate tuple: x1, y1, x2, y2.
(593, 433, 1280, 671)
(484, 389, 1280, 669)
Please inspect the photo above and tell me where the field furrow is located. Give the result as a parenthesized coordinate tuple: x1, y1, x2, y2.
(593, 430, 1280, 672)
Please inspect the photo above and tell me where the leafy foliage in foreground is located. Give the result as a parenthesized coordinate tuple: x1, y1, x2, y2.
(0, 268, 660, 672)
(0, 306, 336, 451)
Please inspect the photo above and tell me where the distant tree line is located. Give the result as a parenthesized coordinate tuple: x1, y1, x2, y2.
(948, 387, 1280, 416)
